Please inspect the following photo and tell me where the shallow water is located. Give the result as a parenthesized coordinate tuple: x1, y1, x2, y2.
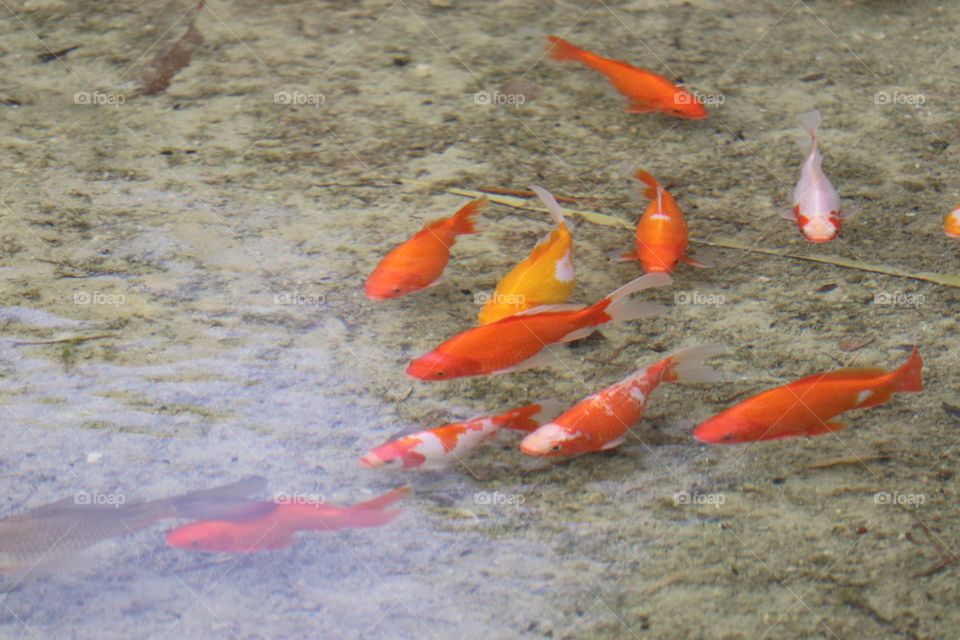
(0, 1, 958, 638)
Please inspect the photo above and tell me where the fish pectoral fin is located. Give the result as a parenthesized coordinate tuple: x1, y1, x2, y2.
(558, 326, 596, 343)
(424, 276, 445, 290)
(492, 349, 557, 374)
(807, 420, 849, 436)
(599, 436, 626, 451)
(779, 207, 797, 220)
(680, 254, 712, 269)
(839, 205, 860, 220)
(608, 249, 638, 262)
(625, 100, 658, 114)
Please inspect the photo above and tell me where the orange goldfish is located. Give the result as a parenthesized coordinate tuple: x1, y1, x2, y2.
(621, 170, 706, 272)
(945, 207, 960, 238)
(407, 273, 671, 381)
(365, 198, 486, 300)
(783, 110, 854, 243)
(360, 401, 562, 470)
(165, 487, 409, 553)
(545, 35, 707, 119)
(478, 186, 574, 324)
(521, 345, 724, 457)
(694, 347, 923, 444)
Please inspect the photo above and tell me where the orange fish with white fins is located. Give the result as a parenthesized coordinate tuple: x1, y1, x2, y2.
(407, 273, 671, 381)
(945, 207, 960, 238)
(520, 345, 724, 457)
(545, 35, 706, 119)
(360, 401, 562, 470)
(621, 170, 706, 272)
(365, 198, 486, 300)
(478, 186, 574, 324)
(694, 347, 923, 444)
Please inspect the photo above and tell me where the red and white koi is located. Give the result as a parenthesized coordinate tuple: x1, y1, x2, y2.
(945, 206, 960, 238)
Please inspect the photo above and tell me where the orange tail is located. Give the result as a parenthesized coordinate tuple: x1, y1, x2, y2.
(545, 35, 586, 62)
(333, 487, 410, 529)
(633, 170, 660, 200)
(446, 197, 486, 235)
(892, 346, 923, 393)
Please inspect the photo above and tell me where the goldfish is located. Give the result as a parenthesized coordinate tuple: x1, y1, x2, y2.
(945, 207, 960, 238)
(784, 110, 854, 243)
(407, 273, 671, 381)
(360, 401, 562, 470)
(545, 35, 706, 119)
(620, 170, 706, 272)
(520, 345, 724, 457)
(365, 197, 486, 300)
(165, 487, 409, 553)
(478, 186, 574, 324)
(694, 347, 923, 444)
(0, 477, 264, 575)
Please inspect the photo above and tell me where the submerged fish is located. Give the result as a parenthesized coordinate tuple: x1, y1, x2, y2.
(407, 273, 671, 381)
(620, 170, 706, 273)
(694, 347, 923, 444)
(520, 345, 724, 457)
(784, 110, 854, 243)
(0, 477, 265, 575)
(365, 198, 486, 300)
(165, 487, 409, 553)
(360, 401, 562, 470)
(545, 35, 706, 119)
(478, 186, 574, 325)
(944, 207, 960, 238)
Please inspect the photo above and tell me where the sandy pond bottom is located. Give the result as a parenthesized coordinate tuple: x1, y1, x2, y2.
(0, 1, 958, 639)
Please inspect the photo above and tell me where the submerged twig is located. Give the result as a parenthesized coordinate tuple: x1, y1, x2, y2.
(8, 334, 113, 346)
(804, 455, 891, 470)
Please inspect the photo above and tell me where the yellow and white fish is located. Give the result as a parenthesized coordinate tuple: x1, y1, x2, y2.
(478, 186, 575, 324)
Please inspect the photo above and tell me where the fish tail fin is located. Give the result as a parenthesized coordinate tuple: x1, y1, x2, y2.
(633, 170, 660, 201)
(797, 109, 821, 153)
(529, 185, 566, 226)
(892, 346, 923, 393)
(589, 273, 671, 325)
(496, 400, 565, 432)
(660, 344, 728, 384)
(171, 476, 267, 520)
(336, 487, 410, 529)
(545, 35, 584, 62)
(446, 197, 486, 235)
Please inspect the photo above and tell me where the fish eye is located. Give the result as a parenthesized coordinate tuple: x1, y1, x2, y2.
(722, 433, 733, 441)
(550, 444, 563, 452)
(434, 371, 445, 377)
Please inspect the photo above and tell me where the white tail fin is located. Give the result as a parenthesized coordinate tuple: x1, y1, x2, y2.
(662, 344, 727, 383)
(599, 273, 671, 323)
(797, 109, 821, 154)
(530, 185, 566, 227)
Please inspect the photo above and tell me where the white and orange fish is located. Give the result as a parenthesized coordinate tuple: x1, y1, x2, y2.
(620, 170, 706, 272)
(945, 207, 960, 238)
(360, 401, 562, 470)
(783, 110, 853, 243)
(407, 273, 671, 381)
(365, 198, 486, 300)
(478, 186, 574, 324)
(520, 345, 724, 457)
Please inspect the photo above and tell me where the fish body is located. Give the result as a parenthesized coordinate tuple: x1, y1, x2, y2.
(520, 345, 724, 456)
(787, 110, 849, 243)
(365, 198, 486, 300)
(545, 35, 706, 119)
(360, 401, 562, 470)
(694, 347, 923, 444)
(407, 273, 671, 381)
(623, 171, 703, 272)
(945, 207, 960, 238)
(0, 477, 264, 574)
(165, 487, 409, 553)
(478, 187, 574, 324)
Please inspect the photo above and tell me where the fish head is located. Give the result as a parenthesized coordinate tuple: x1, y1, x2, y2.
(519, 423, 582, 457)
(359, 441, 418, 469)
(406, 352, 478, 381)
(364, 270, 424, 300)
(165, 521, 237, 552)
(798, 214, 840, 243)
(693, 416, 751, 444)
(667, 91, 708, 119)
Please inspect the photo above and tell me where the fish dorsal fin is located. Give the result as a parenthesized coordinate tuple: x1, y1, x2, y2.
(513, 303, 586, 316)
